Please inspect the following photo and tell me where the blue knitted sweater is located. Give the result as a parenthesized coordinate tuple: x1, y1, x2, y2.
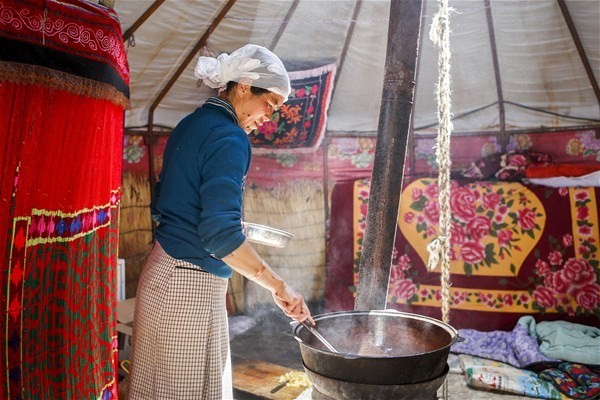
(152, 97, 250, 278)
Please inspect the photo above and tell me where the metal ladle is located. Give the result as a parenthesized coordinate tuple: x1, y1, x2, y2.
(300, 321, 339, 354)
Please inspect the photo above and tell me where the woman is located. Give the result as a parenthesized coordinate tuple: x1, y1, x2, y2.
(128, 44, 314, 400)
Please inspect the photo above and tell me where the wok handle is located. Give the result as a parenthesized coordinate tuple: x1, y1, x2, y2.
(301, 321, 340, 354)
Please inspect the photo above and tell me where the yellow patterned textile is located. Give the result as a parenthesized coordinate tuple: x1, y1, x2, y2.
(352, 178, 599, 329)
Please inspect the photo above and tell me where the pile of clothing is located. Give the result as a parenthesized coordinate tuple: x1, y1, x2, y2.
(451, 317, 600, 399)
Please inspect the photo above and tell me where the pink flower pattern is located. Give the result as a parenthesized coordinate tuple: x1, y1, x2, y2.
(355, 179, 599, 315)
(402, 180, 543, 275)
(531, 193, 599, 313)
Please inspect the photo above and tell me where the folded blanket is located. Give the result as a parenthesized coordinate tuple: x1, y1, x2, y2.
(460, 355, 568, 399)
(539, 363, 600, 400)
(526, 171, 600, 187)
(524, 318, 600, 365)
(526, 163, 600, 178)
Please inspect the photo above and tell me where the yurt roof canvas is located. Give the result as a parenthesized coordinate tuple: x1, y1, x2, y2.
(114, 0, 600, 136)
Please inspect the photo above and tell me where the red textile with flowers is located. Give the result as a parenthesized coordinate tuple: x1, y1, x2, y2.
(249, 63, 335, 153)
(0, 0, 127, 398)
(326, 178, 599, 331)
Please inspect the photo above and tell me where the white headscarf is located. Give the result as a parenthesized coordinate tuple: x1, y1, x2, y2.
(194, 44, 291, 102)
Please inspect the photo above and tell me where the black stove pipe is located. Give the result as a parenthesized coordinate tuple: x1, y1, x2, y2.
(355, 0, 425, 311)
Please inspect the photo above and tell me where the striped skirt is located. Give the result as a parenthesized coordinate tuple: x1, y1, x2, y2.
(127, 242, 232, 399)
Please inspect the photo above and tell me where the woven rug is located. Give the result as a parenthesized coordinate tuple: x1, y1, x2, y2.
(0, 0, 128, 398)
(250, 63, 336, 153)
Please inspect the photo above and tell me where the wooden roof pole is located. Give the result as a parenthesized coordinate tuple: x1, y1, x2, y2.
(148, 0, 238, 116)
(484, 0, 507, 150)
(323, 0, 363, 240)
(355, 0, 424, 311)
(269, 0, 300, 50)
(147, 0, 237, 237)
(557, 0, 600, 109)
(122, 0, 166, 42)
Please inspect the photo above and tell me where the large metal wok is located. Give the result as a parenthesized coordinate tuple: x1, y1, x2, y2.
(292, 310, 459, 385)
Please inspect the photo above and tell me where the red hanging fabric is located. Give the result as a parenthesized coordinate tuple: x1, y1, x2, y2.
(0, 0, 128, 398)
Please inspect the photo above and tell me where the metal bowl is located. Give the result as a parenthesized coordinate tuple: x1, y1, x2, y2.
(242, 222, 294, 248)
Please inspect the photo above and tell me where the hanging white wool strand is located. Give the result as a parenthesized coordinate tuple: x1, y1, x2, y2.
(427, 0, 454, 326)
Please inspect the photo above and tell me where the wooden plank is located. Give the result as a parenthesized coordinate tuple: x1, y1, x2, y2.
(232, 360, 308, 400)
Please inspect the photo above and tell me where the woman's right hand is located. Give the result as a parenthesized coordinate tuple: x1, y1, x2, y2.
(221, 241, 314, 324)
(272, 283, 314, 325)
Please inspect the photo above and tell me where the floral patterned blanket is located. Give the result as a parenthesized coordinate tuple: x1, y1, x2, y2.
(346, 177, 600, 330)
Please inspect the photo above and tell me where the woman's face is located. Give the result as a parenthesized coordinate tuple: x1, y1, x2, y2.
(234, 84, 284, 133)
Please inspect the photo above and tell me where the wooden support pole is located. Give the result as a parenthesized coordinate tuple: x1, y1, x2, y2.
(355, 0, 424, 311)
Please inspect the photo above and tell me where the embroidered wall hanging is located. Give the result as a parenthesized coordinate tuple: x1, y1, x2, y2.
(250, 63, 336, 153)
